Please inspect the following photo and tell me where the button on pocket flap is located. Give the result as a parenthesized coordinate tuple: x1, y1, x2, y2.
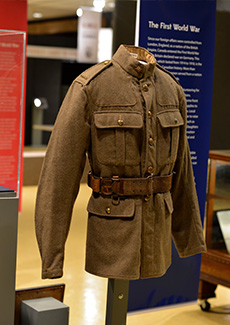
(94, 112, 143, 129)
(164, 192, 174, 214)
(157, 110, 184, 128)
(87, 195, 135, 217)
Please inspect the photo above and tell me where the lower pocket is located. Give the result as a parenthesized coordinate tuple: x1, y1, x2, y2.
(87, 194, 135, 218)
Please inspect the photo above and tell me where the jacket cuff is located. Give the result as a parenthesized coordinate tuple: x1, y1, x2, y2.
(178, 244, 207, 258)
(42, 268, 63, 279)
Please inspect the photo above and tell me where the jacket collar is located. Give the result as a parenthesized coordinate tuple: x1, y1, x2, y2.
(113, 45, 156, 79)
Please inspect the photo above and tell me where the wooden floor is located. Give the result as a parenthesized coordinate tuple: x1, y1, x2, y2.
(16, 185, 230, 324)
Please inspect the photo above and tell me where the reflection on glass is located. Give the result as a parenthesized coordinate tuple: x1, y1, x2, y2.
(214, 164, 230, 198)
(210, 162, 230, 254)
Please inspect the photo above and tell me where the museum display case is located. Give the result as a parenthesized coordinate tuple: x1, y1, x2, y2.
(199, 150, 230, 311)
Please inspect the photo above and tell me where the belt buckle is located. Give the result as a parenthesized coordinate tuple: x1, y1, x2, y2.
(100, 178, 113, 195)
(100, 176, 121, 196)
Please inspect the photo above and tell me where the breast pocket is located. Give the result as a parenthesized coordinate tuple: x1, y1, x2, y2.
(156, 109, 184, 166)
(93, 111, 143, 166)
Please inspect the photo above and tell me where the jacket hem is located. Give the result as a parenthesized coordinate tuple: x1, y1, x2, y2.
(140, 269, 168, 279)
(85, 265, 172, 280)
(140, 260, 171, 279)
(42, 268, 63, 279)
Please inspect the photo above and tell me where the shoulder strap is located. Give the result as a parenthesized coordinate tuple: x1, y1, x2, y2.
(156, 63, 180, 85)
(75, 60, 112, 86)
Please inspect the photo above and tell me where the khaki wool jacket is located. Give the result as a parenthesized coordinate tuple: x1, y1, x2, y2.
(35, 45, 206, 280)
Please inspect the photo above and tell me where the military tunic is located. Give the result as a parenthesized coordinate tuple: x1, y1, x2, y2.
(35, 45, 206, 280)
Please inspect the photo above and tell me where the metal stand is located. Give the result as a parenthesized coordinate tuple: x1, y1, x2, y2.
(105, 279, 129, 325)
(0, 187, 18, 325)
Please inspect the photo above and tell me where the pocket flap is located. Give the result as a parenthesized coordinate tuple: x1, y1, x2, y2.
(87, 195, 135, 217)
(157, 110, 184, 128)
(94, 112, 143, 129)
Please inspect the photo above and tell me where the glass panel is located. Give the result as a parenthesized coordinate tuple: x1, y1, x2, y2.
(0, 29, 26, 196)
(211, 162, 230, 253)
(215, 163, 230, 197)
(212, 199, 230, 252)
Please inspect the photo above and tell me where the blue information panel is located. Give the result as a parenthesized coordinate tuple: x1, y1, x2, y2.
(128, 0, 216, 312)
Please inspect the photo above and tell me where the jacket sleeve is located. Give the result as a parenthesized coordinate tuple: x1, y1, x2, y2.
(171, 86, 206, 257)
(35, 81, 90, 279)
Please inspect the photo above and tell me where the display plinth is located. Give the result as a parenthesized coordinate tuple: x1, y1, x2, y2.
(21, 297, 69, 325)
(0, 186, 18, 325)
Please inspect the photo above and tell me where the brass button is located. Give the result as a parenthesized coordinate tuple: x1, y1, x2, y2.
(106, 207, 111, 214)
(135, 65, 142, 73)
(174, 118, 178, 124)
(144, 195, 151, 202)
(149, 137, 154, 146)
(118, 119, 124, 126)
(104, 60, 109, 65)
(143, 84, 148, 92)
(148, 166, 153, 173)
(148, 111, 152, 119)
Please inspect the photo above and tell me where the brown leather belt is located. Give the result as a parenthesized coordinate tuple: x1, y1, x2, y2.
(87, 171, 173, 196)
